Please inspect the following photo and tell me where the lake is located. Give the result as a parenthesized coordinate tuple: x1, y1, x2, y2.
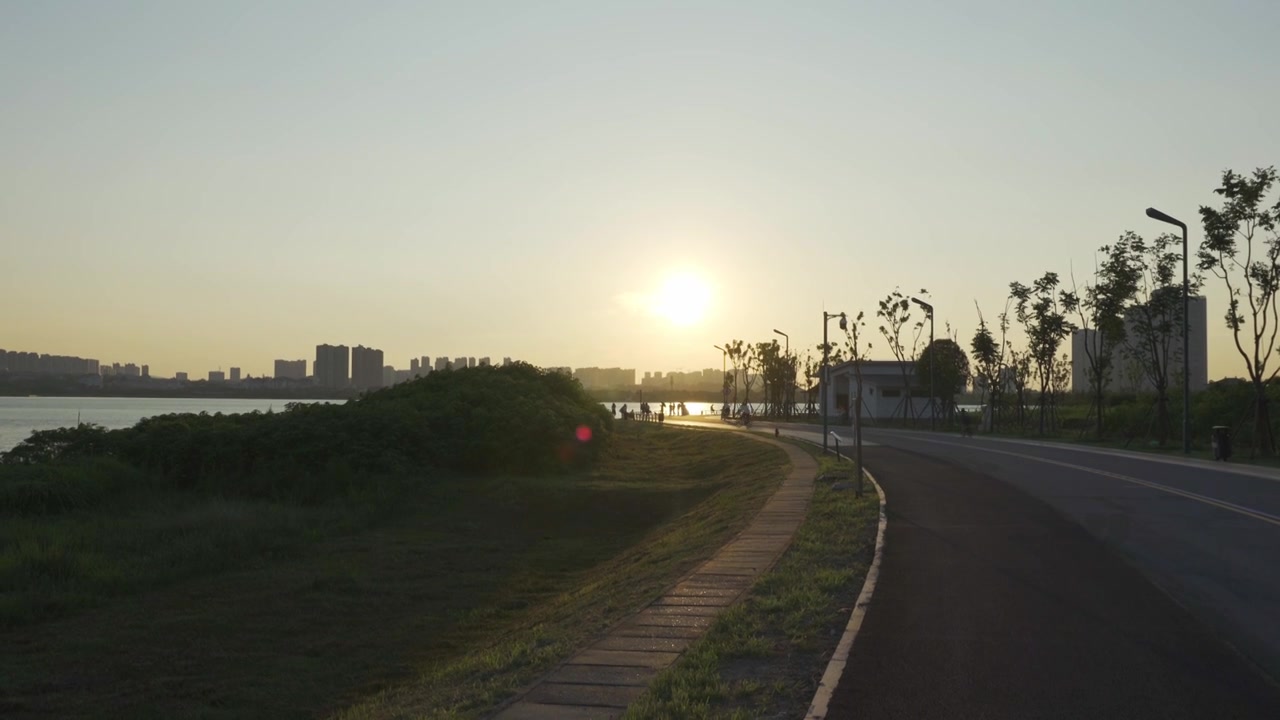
(0, 396, 335, 453)
(597, 401, 813, 418)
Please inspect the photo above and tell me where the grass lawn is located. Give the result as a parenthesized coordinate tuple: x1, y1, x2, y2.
(623, 448, 880, 720)
(0, 424, 787, 719)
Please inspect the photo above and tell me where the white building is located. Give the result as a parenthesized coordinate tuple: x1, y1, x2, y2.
(1071, 295, 1208, 393)
(823, 360, 938, 420)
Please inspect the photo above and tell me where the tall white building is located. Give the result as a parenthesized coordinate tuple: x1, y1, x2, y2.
(1071, 295, 1208, 393)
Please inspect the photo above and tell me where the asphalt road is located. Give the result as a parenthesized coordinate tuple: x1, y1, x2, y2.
(824, 443, 1280, 719)
(856, 428, 1280, 681)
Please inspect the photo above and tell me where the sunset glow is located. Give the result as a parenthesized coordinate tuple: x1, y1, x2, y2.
(652, 272, 712, 327)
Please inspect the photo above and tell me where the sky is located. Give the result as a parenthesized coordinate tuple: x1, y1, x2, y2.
(2, 0, 1278, 380)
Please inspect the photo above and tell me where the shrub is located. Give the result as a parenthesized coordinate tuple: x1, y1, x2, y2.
(1, 363, 612, 503)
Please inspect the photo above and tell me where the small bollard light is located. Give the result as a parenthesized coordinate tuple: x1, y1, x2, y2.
(833, 434, 841, 461)
(775, 428, 780, 438)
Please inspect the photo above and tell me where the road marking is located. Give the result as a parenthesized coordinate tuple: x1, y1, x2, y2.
(879, 428, 1280, 484)
(880, 432, 1280, 528)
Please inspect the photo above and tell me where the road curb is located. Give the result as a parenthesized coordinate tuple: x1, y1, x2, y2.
(804, 466, 887, 720)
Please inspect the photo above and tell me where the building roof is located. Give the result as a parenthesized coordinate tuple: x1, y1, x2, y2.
(828, 359, 917, 378)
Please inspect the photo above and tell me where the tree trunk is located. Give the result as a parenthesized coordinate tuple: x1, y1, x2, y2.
(1038, 385, 1048, 436)
(1254, 383, 1275, 456)
(1155, 391, 1170, 447)
(1095, 382, 1104, 440)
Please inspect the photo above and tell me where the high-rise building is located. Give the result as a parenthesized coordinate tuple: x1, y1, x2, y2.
(435, 356, 450, 372)
(1071, 295, 1209, 393)
(410, 358, 420, 375)
(478, 357, 491, 367)
(122, 363, 141, 378)
(503, 357, 512, 366)
(176, 372, 188, 382)
(274, 359, 307, 379)
(351, 345, 385, 390)
(382, 365, 397, 388)
(468, 357, 477, 368)
(573, 367, 637, 390)
(315, 344, 350, 389)
(420, 356, 431, 375)
(209, 370, 226, 382)
(141, 364, 149, 378)
(230, 367, 241, 382)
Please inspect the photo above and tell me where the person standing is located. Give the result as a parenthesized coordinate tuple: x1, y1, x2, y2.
(611, 402, 617, 417)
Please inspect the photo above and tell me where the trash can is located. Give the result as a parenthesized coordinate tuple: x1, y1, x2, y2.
(1212, 426, 1232, 462)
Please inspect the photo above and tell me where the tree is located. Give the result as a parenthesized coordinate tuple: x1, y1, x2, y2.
(815, 341, 846, 416)
(842, 311, 872, 496)
(1071, 236, 1142, 439)
(970, 300, 1009, 432)
(781, 348, 798, 418)
(1197, 166, 1280, 455)
(756, 340, 786, 418)
(1010, 272, 1078, 435)
(1050, 352, 1072, 427)
(739, 343, 760, 411)
(801, 351, 819, 414)
(1007, 348, 1033, 431)
(1126, 232, 1203, 446)
(725, 340, 745, 407)
(877, 287, 927, 422)
(916, 338, 971, 419)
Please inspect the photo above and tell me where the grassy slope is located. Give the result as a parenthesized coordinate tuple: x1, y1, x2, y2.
(624, 449, 879, 720)
(0, 424, 786, 720)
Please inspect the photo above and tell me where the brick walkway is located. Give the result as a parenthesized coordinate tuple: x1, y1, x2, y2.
(491, 433, 817, 719)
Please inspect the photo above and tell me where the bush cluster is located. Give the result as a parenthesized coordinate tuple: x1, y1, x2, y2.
(2, 363, 612, 504)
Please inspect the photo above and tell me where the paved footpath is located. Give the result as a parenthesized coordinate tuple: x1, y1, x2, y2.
(490, 432, 816, 719)
(826, 446, 1280, 719)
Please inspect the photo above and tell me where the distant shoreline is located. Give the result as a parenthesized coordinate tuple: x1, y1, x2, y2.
(0, 390, 352, 401)
(0, 376, 356, 401)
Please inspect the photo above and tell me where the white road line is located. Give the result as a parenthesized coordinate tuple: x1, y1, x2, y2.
(877, 428, 1280, 484)
(882, 433, 1280, 528)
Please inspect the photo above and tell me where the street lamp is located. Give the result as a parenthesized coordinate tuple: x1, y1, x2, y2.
(713, 345, 727, 417)
(773, 329, 790, 419)
(911, 297, 935, 431)
(1146, 206, 1191, 455)
(822, 311, 847, 453)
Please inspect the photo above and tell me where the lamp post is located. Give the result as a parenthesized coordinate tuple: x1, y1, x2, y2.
(773, 329, 789, 418)
(911, 297, 935, 430)
(713, 344, 727, 416)
(1146, 207, 1191, 455)
(822, 311, 847, 453)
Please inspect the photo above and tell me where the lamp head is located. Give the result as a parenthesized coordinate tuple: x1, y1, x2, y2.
(911, 297, 933, 313)
(838, 314, 847, 331)
(1145, 207, 1186, 229)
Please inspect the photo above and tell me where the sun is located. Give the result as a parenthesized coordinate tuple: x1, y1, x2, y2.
(651, 272, 711, 327)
